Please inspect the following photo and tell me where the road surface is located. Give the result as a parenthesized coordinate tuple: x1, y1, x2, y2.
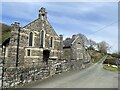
(22, 56, 118, 88)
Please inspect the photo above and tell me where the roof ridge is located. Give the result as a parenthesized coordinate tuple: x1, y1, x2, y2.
(23, 18, 39, 28)
(46, 20, 58, 36)
(71, 35, 79, 45)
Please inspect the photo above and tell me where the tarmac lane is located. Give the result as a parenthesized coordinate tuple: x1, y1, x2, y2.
(21, 56, 118, 88)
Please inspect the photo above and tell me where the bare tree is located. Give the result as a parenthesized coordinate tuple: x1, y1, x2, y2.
(87, 39, 97, 50)
(88, 39, 96, 46)
(97, 41, 110, 54)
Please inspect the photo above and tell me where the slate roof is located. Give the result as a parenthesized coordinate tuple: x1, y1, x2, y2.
(115, 59, 120, 64)
(63, 38, 74, 48)
(63, 33, 86, 48)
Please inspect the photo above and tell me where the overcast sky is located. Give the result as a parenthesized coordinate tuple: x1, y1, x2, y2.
(1, 2, 118, 53)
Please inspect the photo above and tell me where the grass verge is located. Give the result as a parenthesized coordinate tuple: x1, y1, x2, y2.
(93, 55, 104, 63)
(103, 65, 120, 72)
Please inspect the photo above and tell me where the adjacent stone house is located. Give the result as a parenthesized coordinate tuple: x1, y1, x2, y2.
(63, 34, 91, 69)
(5, 7, 63, 67)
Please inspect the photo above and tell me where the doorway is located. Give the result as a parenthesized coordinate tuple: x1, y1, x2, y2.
(43, 50, 50, 64)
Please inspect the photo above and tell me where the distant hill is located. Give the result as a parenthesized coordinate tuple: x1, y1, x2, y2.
(0, 23, 11, 45)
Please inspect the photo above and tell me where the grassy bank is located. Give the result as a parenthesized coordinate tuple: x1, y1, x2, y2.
(92, 53, 104, 63)
(93, 55, 103, 63)
(103, 65, 120, 72)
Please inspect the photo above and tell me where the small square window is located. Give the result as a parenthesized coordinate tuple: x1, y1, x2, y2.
(27, 49, 30, 56)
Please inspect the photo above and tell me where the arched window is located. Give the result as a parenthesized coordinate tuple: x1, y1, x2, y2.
(40, 31, 44, 48)
(50, 37, 53, 47)
(29, 32, 33, 46)
(41, 15, 44, 20)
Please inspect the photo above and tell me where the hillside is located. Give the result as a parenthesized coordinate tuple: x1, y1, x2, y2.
(88, 49, 103, 63)
(0, 23, 11, 44)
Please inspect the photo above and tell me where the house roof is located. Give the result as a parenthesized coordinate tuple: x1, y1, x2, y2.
(63, 34, 81, 47)
(63, 33, 86, 48)
(115, 59, 120, 64)
(63, 38, 73, 47)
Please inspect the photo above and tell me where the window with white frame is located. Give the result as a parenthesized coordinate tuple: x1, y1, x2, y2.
(40, 31, 44, 48)
(27, 49, 30, 56)
(29, 32, 33, 46)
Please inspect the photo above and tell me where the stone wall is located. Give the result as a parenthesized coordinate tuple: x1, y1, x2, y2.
(2, 57, 92, 88)
(0, 47, 3, 64)
(63, 47, 72, 60)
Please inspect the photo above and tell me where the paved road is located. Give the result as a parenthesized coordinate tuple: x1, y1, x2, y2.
(23, 56, 118, 88)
